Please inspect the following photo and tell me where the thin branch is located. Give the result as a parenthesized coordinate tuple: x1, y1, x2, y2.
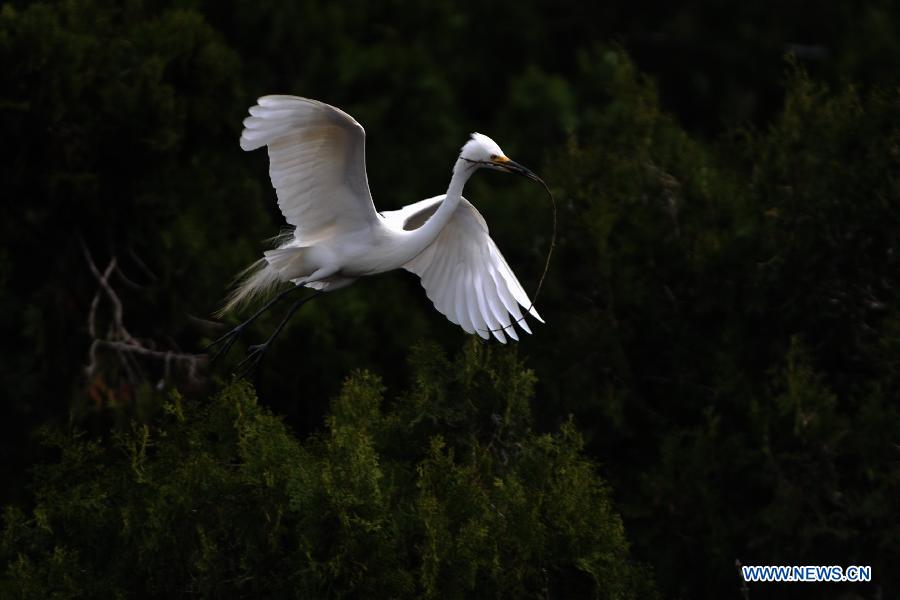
(97, 340, 205, 368)
(128, 247, 159, 282)
(87, 258, 116, 339)
(81, 239, 206, 386)
(115, 264, 148, 291)
(81, 241, 136, 345)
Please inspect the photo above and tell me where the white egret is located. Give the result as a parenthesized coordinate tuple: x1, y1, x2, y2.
(210, 95, 547, 366)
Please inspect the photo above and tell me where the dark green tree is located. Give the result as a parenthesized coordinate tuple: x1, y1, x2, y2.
(2, 341, 654, 598)
(4, 1, 900, 598)
(533, 57, 900, 598)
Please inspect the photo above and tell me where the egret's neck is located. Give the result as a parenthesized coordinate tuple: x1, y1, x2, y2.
(446, 157, 472, 199)
(406, 157, 474, 253)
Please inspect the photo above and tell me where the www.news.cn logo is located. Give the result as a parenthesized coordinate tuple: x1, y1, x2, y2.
(741, 565, 872, 583)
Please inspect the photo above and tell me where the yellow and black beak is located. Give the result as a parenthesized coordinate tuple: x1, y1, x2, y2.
(490, 155, 544, 184)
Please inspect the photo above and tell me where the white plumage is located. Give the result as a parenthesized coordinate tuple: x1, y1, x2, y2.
(225, 95, 545, 343)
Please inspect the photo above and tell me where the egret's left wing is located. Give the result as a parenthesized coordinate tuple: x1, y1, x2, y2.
(240, 96, 379, 244)
(395, 197, 543, 342)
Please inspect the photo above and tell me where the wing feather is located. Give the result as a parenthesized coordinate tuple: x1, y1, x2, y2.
(402, 198, 542, 340)
(475, 272, 507, 343)
(492, 245, 543, 323)
(482, 272, 516, 341)
(240, 95, 378, 242)
(467, 271, 490, 340)
(454, 264, 474, 333)
(380, 195, 444, 230)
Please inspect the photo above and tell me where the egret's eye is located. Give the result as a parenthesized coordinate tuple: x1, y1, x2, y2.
(489, 154, 498, 160)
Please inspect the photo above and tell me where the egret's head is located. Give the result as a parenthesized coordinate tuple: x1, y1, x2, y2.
(458, 133, 543, 183)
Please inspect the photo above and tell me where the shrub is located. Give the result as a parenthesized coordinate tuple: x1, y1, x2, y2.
(1, 341, 654, 598)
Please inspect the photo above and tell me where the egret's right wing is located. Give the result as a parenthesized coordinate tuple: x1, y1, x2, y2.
(380, 196, 443, 230)
(240, 96, 379, 243)
(400, 197, 543, 342)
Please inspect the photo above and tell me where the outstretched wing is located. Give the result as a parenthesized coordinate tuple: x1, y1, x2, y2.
(240, 95, 379, 243)
(393, 196, 543, 343)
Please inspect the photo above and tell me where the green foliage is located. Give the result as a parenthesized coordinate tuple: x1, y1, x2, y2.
(1, 342, 652, 598)
(5, 1, 900, 598)
(0, 0, 266, 482)
(534, 58, 900, 597)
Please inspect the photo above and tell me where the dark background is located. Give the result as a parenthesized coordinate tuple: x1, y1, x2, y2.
(2, 1, 899, 597)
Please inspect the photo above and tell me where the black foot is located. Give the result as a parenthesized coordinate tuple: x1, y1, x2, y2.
(206, 288, 324, 375)
(237, 342, 270, 377)
(205, 285, 308, 366)
(205, 322, 249, 365)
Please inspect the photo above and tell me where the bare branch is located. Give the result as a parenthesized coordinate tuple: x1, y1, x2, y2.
(81, 241, 137, 345)
(128, 247, 159, 282)
(97, 340, 205, 369)
(81, 239, 207, 388)
(115, 264, 148, 291)
(87, 259, 116, 339)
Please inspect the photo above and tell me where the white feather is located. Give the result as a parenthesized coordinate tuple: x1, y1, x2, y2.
(392, 198, 542, 340)
(224, 97, 545, 343)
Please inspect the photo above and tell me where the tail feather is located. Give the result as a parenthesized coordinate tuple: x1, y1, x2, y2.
(217, 259, 285, 317)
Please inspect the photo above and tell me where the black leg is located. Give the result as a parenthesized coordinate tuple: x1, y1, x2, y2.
(237, 289, 324, 376)
(206, 285, 303, 364)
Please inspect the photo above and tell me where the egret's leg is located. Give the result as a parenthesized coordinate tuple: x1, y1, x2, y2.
(206, 285, 303, 364)
(237, 289, 325, 376)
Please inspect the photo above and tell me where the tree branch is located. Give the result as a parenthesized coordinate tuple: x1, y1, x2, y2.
(81, 239, 206, 387)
